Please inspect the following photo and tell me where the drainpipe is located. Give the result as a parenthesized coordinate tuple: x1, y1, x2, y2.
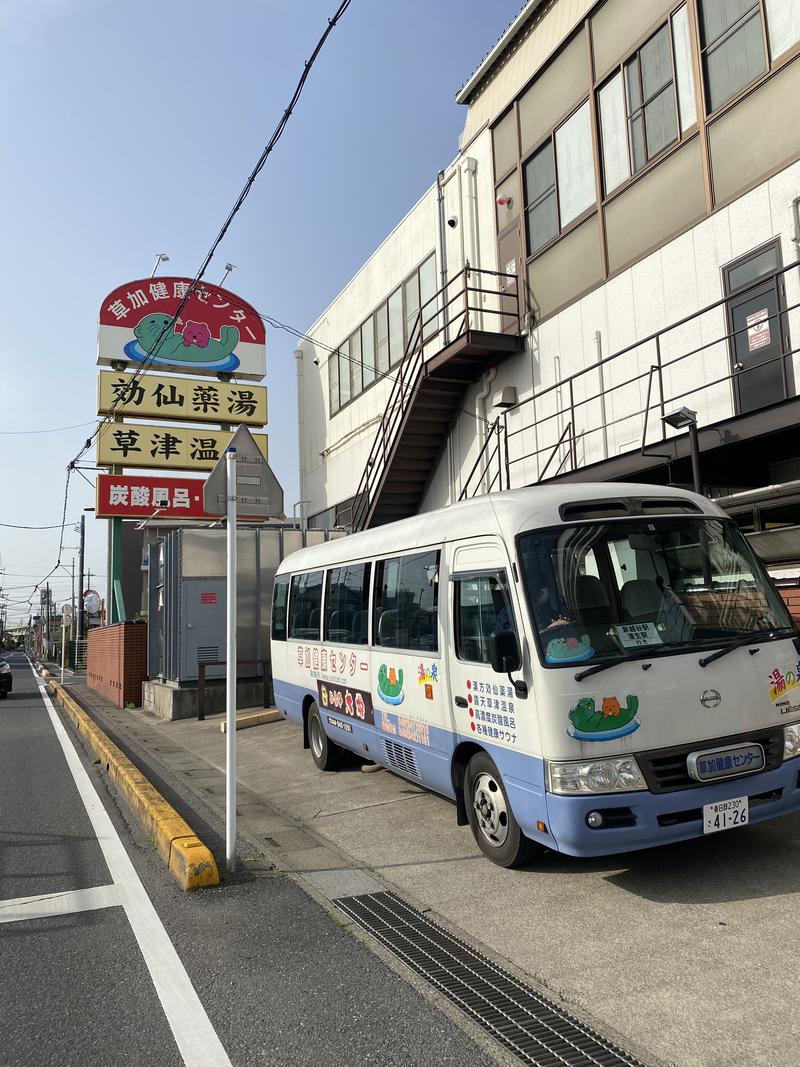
(462, 156, 481, 328)
(436, 170, 450, 344)
(594, 331, 609, 460)
(476, 367, 497, 493)
(294, 345, 307, 532)
(791, 196, 800, 252)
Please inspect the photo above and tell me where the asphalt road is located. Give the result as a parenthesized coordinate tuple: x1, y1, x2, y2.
(0, 653, 501, 1067)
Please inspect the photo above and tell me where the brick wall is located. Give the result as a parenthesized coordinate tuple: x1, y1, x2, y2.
(778, 587, 800, 625)
(87, 622, 148, 708)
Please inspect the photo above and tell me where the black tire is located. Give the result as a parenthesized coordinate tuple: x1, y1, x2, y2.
(465, 752, 539, 868)
(307, 701, 343, 771)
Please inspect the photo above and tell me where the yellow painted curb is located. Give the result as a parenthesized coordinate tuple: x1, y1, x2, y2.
(220, 709, 283, 733)
(48, 680, 219, 891)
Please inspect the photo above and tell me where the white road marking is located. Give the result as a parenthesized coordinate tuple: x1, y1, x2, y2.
(0, 884, 120, 924)
(29, 662, 231, 1067)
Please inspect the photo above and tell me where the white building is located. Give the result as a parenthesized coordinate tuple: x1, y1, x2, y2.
(296, 0, 800, 571)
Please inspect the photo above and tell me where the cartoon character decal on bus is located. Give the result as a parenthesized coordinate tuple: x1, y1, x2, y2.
(545, 634, 594, 663)
(377, 664, 405, 705)
(567, 694, 640, 741)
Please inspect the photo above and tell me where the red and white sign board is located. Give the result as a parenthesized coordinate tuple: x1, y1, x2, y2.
(97, 277, 266, 381)
(96, 473, 261, 521)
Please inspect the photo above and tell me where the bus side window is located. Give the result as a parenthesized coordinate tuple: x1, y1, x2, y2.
(288, 570, 323, 640)
(373, 550, 440, 652)
(272, 574, 290, 641)
(455, 574, 514, 664)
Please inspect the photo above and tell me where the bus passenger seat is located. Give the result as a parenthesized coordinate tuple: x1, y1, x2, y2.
(621, 579, 663, 621)
(575, 574, 612, 627)
(378, 610, 397, 646)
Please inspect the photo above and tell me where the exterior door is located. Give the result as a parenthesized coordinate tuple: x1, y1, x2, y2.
(725, 242, 792, 414)
(449, 569, 522, 750)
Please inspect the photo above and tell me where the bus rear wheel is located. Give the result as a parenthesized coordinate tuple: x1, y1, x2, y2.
(308, 701, 343, 771)
(465, 752, 538, 868)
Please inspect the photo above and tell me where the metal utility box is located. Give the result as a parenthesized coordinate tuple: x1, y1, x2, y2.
(148, 525, 343, 687)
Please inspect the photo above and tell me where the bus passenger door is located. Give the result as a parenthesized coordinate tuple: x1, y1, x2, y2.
(449, 568, 522, 751)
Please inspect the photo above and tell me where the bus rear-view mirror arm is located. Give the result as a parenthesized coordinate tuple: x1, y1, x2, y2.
(489, 630, 528, 699)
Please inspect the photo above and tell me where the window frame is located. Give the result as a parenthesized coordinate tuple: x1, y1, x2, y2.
(323, 561, 372, 645)
(521, 98, 598, 261)
(328, 252, 436, 417)
(271, 573, 290, 642)
(597, 10, 697, 201)
(372, 548, 441, 654)
(453, 569, 516, 666)
(287, 570, 324, 641)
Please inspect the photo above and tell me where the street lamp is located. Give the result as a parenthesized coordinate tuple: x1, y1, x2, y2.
(663, 406, 702, 496)
(150, 252, 170, 277)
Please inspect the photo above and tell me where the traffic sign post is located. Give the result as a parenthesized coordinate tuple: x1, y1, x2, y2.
(203, 426, 283, 873)
(225, 446, 237, 871)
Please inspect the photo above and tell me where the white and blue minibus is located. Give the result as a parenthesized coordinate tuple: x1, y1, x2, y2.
(270, 484, 800, 866)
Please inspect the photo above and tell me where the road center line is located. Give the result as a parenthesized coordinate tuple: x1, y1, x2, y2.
(31, 664, 231, 1067)
(0, 884, 120, 924)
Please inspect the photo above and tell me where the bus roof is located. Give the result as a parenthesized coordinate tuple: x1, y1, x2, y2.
(277, 484, 726, 574)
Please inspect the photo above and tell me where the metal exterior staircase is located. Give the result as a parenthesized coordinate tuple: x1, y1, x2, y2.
(348, 266, 523, 531)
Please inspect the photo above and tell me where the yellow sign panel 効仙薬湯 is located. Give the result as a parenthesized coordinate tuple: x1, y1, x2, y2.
(96, 422, 268, 472)
(97, 371, 267, 426)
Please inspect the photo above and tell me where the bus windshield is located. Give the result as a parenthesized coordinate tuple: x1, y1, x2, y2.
(517, 516, 794, 667)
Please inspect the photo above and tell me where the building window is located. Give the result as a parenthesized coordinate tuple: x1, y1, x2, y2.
(765, 0, 800, 58)
(600, 9, 697, 195)
(699, 0, 766, 112)
(328, 253, 436, 416)
(373, 550, 439, 651)
(523, 102, 595, 256)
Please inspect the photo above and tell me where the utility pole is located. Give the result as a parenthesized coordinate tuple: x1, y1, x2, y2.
(77, 515, 85, 641)
(45, 582, 51, 659)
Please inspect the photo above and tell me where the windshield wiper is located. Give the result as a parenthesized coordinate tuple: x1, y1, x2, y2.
(574, 647, 662, 682)
(698, 626, 796, 668)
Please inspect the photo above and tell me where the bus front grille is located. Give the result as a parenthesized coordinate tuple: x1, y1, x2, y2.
(637, 727, 784, 793)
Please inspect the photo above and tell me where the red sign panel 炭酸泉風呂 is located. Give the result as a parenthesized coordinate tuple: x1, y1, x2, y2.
(96, 473, 262, 521)
(96, 277, 266, 381)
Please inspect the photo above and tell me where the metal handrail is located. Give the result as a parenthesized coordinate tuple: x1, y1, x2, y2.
(504, 258, 800, 482)
(459, 417, 504, 501)
(350, 265, 520, 531)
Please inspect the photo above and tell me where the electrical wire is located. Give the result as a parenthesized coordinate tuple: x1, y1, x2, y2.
(0, 421, 95, 436)
(0, 521, 78, 530)
(69, 0, 353, 471)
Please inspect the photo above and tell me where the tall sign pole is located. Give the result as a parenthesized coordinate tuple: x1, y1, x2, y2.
(225, 446, 238, 871)
(77, 515, 85, 642)
(203, 425, 284, 872)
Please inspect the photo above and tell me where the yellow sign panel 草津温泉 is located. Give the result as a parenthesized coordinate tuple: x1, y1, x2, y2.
(96, 422, 268, 472)
(97, 371, 267, 426)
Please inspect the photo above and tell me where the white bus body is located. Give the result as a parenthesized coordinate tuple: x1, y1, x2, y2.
(271, 484, 800, 866)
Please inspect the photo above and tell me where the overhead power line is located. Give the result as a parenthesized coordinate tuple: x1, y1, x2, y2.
(70, 0, 353, 470)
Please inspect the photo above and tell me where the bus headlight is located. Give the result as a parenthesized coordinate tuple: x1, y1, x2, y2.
(783, 723, 800, 760)
(547, 756, 647, 795)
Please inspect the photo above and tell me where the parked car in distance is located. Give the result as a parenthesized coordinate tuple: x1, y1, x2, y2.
(0, 658, 12, 698)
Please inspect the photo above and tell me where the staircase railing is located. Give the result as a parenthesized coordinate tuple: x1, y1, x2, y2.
(348, 265, 520, 531)
(458, 417, 507, 500)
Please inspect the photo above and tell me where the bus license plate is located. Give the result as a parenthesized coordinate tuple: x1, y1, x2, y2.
(703, 796, 748, 835)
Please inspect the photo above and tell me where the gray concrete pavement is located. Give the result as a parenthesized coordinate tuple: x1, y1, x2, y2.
(2, 658, 504, 1067)
(64, 681, 800, 1067)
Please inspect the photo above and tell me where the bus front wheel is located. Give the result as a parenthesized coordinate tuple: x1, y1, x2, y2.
(308, 701, 343, 771)
(465, 752, 538, 868)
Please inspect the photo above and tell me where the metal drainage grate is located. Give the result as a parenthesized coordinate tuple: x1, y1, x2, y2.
(335, 891, 648, 1067)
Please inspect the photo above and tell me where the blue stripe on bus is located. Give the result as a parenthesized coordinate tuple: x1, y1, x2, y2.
(273, 678, 800, 857)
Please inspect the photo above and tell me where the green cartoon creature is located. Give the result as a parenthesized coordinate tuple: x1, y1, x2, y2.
(377, 664, 405, 705)
(567, 694, 640, 741)
(132, 314, 240, 366)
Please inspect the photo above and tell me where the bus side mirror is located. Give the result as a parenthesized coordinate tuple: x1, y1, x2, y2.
(489, 629, 520, 674)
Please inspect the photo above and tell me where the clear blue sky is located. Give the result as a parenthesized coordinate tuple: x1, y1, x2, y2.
(0, 0, 521, 624)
